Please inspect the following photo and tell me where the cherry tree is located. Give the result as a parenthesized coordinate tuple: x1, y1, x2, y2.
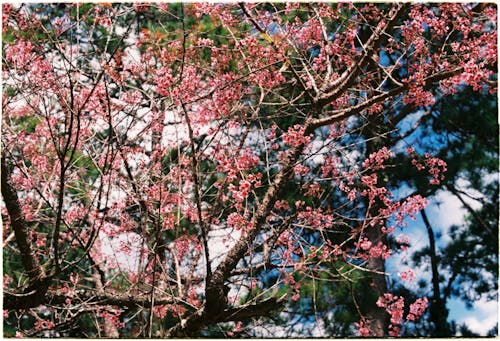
(2, 3, 496, 337)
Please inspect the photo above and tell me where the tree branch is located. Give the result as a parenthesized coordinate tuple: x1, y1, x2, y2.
(205, 140, 309, 318)
(1, 155, 49, 306)
(317, 3, 409, 106)
(166, 296, 286, 337)
(4, 287, 176, 310)
(311, 67, 464, 129)
(447, 184, 496, 239)
(219, 295, 285, 322)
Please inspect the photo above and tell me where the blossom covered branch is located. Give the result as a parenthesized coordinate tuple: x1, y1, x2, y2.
(2, 2, 496, 338)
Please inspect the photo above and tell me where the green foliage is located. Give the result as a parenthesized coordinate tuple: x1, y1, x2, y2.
(3, 86, 17, 98)
(9, 116, 42, 134)
(69, 2, 93, 18)
(442, 182, 498, 303)
(2, 30, 16, 44)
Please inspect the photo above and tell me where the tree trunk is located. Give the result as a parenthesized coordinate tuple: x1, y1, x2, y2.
(93, 256, 119, 338)
(363, 126, 389, 336)
(364, 226, 388, 336)
(421, 209, 451, 336)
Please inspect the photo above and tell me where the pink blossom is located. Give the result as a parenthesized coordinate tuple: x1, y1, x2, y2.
(65, 204, 85, 224)
(274, 200, 290, 210)
(2, 2, 496, 335)
(70, 273, 79, 285)
(377, 293, 405, 327)
(162, 214, 176, 230)
(227, 212, 252, 232)
(347, 188, 357, 201)
(359, 238, 372, 251)
(282, 125, 311, 147)
(368, 242, 392, 260)
(133, 2, 150, 12)
(398, 269, 416, 282)
(3, 274, 13, 289)
(294, 164, 310, 177)
(407, 297, 428, 321)
(396, 234, 410, 251)
(174, 235, 195, 260)
(355, 320, 371, 337)
(152, 305, 168, 319)
(34, 319, 56, 331)
(239, 179, 251, 192)
(362, 147, 393, 170)
(5, 39, 35, 70)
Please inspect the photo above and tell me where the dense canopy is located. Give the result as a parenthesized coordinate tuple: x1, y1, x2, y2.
(2, 3, 497, 337)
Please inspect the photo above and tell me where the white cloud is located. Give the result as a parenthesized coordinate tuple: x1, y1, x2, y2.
(99, 231, 145, 273)
(207, 225, 242, 268)
(449, 297, 498, 336)
(425, 190, 467, 245)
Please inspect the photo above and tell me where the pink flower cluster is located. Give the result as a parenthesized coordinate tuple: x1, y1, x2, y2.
(396, 195, 428, 224)
(226, 321, 244, 336)
(377, 293, 405, 336)
(64, 204, 86, 225)
(407, 87, 436, 107)
(398, 269, 416, 282)
(152, 305, 169, 319)
(273, 200, 290, 211)
(227, 212, 253, 232)
(396, 234, 410, 251)
(375, 293, 429, 336)
(359, 173, 389, 203)
(276, 230, 306, 267)
(34, 319, 56, 331)
(97, 309, 124, 329)
(133, 2, 150, 12)
(216, 148, 260, 182)
(162, 214, 176, 230)
(320, 155, 340, 178)
(359, 238, 372, 251)
(355, 320, 370, 337)
(293, 164, 310, 177)
(191, 3, 236, 27)
(282, 125, 311, 147)
(407, 297, 428, 321)
(2, 4, 13, 28)
(154, 67, 175, 97)
(283, 274, 301, 301)
(354, 237, 393, 261)
(362, 147, 393, 171)
(174, 235, 200, 260)
(367, 241, 391, 260)
(3, 274, 13, 289)
(5, 39, 35, 70)
(228, 175, 262, 209)
(297, 206, 335, 230)
(424, 154, 447, 185)
(410, 150, 448, 185)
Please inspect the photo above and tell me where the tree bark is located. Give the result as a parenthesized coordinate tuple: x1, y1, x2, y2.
(1, 155, 49, 308)
(364, 227, 388, 336)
